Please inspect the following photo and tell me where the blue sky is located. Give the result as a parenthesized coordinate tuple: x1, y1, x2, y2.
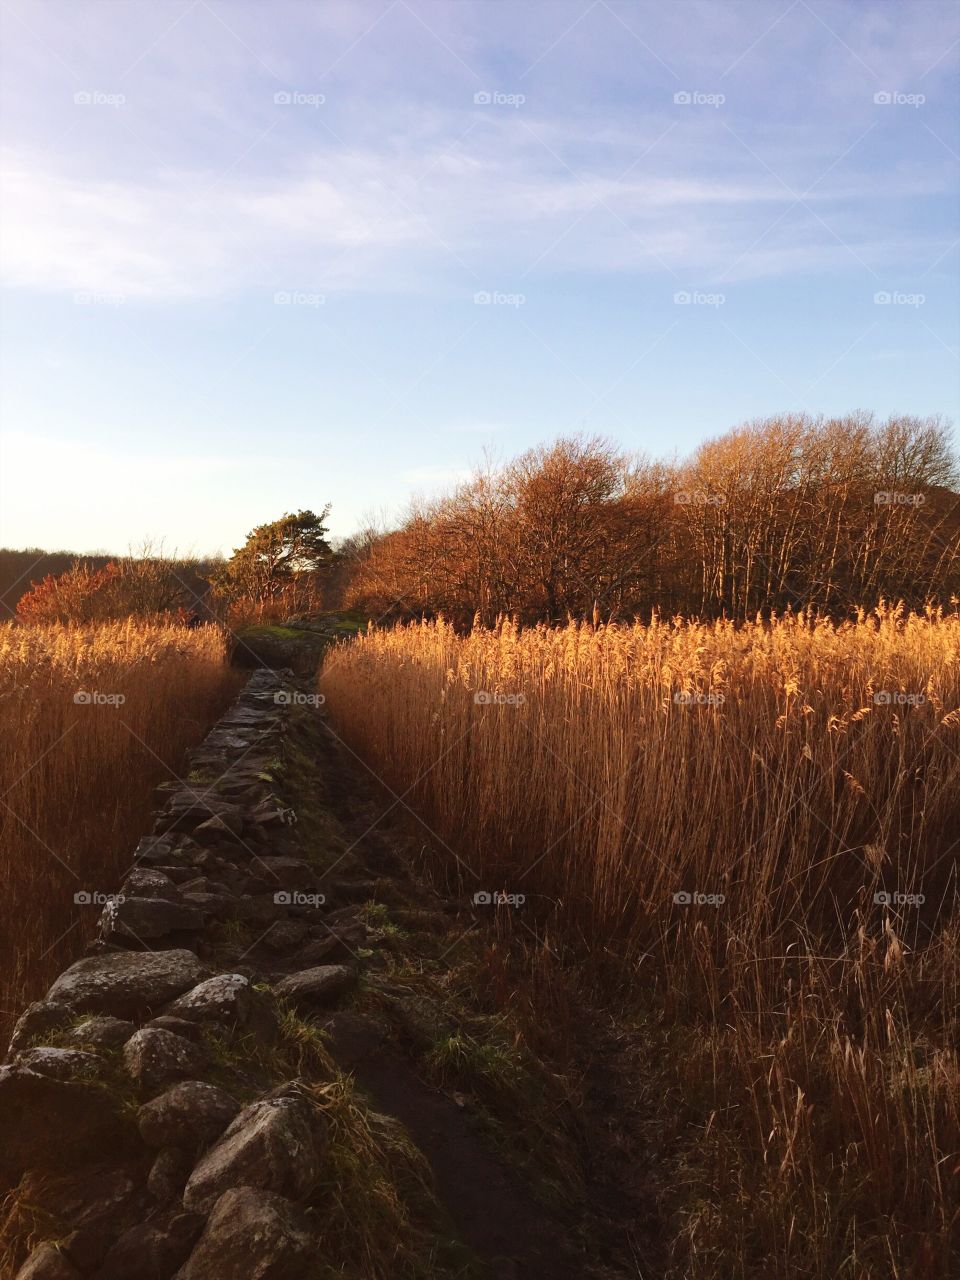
(1, 0, 957, 555)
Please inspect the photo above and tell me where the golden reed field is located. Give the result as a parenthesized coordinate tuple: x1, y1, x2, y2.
(0, 620, 239, 1039)
(320, 608, 960, 1278)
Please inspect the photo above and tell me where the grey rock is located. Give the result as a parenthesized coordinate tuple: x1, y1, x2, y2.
(180, 891, 235, 920)
(120, 867, 181, 900)
(14, 1047, 102, 1081)
(41, 1166, 142, 1273)
(295, 925, 366, 966)
(144, 1015, 205, 1041)
(62, 1016, 136, 1050)
(122, 1028, 209, 1090)
(45, 949, 205, 1018)
(233, 894, 287, 924)
(15, 1243, 81, 1279)
(158, 797, 243, 835)
(273, 964, 356, 1008)
(147, 1146, 193, 1203)
(164, 973, 275, 1039)
(261, 920, 309, 953)
(0, 1067, 124, 1179)
(130, 836, 178, 865)
(7, 1000, 73, 1055)
(96, 1211, 204, 1280)
(193, 812, 244, 840)
(100, 897, 203, 942)
(138, 1080, 240, 1149)
(182, 1096, 321, 1213)
(175, 1186, 314, 1279)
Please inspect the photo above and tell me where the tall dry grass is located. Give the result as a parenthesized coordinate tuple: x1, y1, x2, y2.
(320, 607, 960, 1278)
(0, 620, 240, 1038)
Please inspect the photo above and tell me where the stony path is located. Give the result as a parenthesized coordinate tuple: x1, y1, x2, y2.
(0, 667, 592, 1279)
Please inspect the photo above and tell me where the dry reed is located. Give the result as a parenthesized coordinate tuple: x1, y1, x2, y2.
(0, 620, 239, 1038)
(320, 606, 960, 1277)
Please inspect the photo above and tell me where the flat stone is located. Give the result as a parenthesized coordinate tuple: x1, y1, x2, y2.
(100, 897, 204, 942)
(14, 1047, 102, 1081)
(129, 836, 178, 866)
(272, 965, 356, 1008)
(120, 867, 181, 900)
(157, 797, 243, 835)
(138, 1080, 240, 1149)
(45, 949, 205, 1018)
(175, 1186, 314, 1280)
(194, 813, 244, 840)
(61, 1016, 136, 1051)
(122, 1028, 209, 1091)
(180, 891, 236, 920)
(182, 1096, 321, 1213)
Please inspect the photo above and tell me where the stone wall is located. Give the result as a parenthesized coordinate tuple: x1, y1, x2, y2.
(1, 669, 364, 1279)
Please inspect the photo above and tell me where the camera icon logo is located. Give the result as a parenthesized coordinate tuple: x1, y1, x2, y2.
(274, 91, 292, 105)
(473, 890, 492, 905)
(672, 891, 692, 904)
(673, 91, 692, 105)
(73, 690, 92, 704)
(274, 891, 292, 905)
(274, 690, 293, 704)
(474, 690, 492, 704)
(874, 891, 891, 905)
(74, 890, 91, 904)
(873, 91, 892, 105)
(474, 91, 492, 105)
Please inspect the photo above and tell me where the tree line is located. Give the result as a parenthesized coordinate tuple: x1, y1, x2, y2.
(338, 413, 960, 624)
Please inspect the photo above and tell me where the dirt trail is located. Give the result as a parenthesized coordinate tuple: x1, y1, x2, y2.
(294, 699, 665, 1279)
